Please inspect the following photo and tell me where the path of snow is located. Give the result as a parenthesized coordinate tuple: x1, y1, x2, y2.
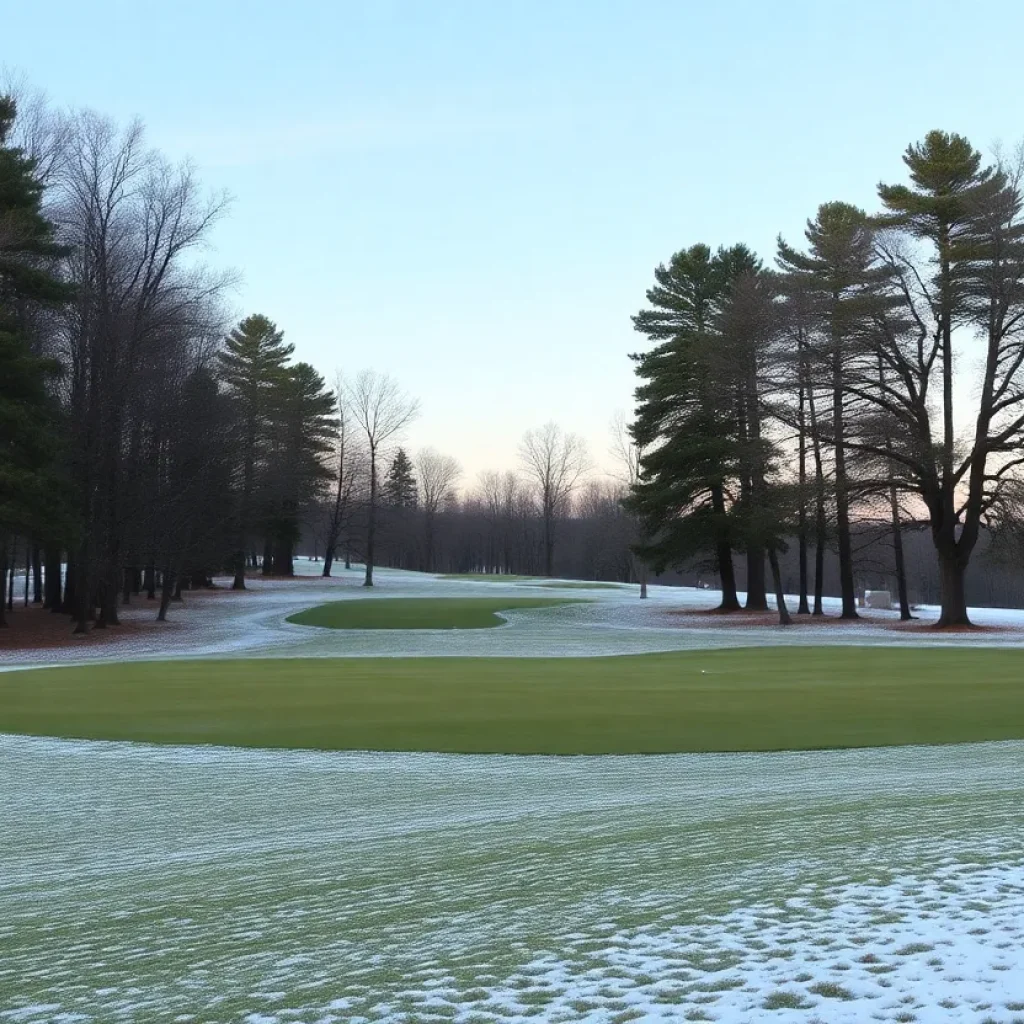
(2, 734, 1023, 1023)
(5, 562, 1024, 671)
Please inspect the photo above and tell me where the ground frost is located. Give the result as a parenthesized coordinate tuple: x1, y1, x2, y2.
(2, 736, 1023, 1022)
(7, 565, 1024, 671)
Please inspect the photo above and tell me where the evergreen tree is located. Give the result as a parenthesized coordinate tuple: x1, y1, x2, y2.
(218, 314, 294, 586)
(628, 244, 759, 610)
(263, 362, 336, 575)
(384, 448, 418, 508)
(0, 96, 71, 625)
(776, 202, 895, 619)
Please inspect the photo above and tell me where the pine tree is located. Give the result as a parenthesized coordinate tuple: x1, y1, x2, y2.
(776, 202, 895, 619)
(628, 244, 757, 610)
(218, 314, 294, 587)
(384, 448, 418, 508)
(0, 96, 71, 625)
(263, 362, 336, 575)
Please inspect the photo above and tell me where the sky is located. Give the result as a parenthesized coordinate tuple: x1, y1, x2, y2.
(6, 0, 1024, 486)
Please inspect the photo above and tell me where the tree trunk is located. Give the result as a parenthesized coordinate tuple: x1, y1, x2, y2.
(173, 574, 184, 602)
(709, 483, 740, 610)
(936, 550, 970, 627)
(0, 539, 7, 627)
(122, 566, 133, 606)
(796, 372, 810, 614)
(45, 547, 62, 611)
(232, 551, 246, 590)
(807, 384, 827, 616)
(887, 483, 912, 621)
(892, 515, 912, 621)
(32, 544, 43, 604)
(262, 538, 274, 576)
(322, 546, 335, 577)
(157, 568, 175, 621)
(638, 560, 648, 600)
(144, 562, 156, 600)
(828, 335, 857, 618)
(273, 537, 294, 576)
(745, 545, 768, 611)
(6, 538, 15, 612)
(716, 541, 741, 611)
(768, 546, 792, 626)
(364, 450, 377, 587)
(543, 507, 554, 577)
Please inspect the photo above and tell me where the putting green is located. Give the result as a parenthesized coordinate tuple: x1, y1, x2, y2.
(4, 646, 1024, 753)
(286, 596, 583, 630)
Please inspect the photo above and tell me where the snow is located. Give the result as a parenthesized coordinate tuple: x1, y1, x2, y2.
(5, 564, 1024, 671)
(2, 735, 1023, 1022)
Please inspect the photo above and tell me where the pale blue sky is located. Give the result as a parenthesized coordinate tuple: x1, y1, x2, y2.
(7, 0, 1024, 482)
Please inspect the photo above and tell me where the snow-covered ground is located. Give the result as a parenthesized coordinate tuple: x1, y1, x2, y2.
(2, 734, 1023, 1023)
(5, 562, 1024, 670)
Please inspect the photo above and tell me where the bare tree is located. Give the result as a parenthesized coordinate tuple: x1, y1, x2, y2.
(53, 111, 231, 631)
(609, 410, 648, 597)
(345, 370, 419, 586)
(477, 469, 522, 574)
(322, 372, 366, 577)
(518, 422, 591, 577)
(416, 447, 461, 572)
(0, 72, 71, 187)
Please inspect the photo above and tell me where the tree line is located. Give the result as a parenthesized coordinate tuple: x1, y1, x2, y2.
(0, 86, 621, 632)
(6, 90, 1024, 633)
(627, 130, 1024, 627)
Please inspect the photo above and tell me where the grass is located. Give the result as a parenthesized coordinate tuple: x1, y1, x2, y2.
(4, 646, 1024, 753)
(438, 573, 541, 582)
(286, 596, 584, 630)
(762, 990, 810, 1010)
(528, 582, 628, 591)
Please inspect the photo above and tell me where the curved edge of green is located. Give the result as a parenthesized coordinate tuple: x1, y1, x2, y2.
(284, 596, 588, 631)
(4, 646, 1024, 755)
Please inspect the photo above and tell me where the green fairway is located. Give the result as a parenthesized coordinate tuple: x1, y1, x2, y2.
(286, 596, 582, 629)
(4, 646, 1024, 753)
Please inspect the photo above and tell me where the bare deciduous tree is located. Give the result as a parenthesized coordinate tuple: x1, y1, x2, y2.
(610, 410, 649, 597)
(416, 447, 461, 572)
(322, 372, 366, 577)
(518, 422, 591, 577)
(54, 111, 231, 630)
(345, 370, 419, 586)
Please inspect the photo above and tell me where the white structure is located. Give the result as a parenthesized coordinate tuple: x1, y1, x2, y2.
(864, 589, 893, 610)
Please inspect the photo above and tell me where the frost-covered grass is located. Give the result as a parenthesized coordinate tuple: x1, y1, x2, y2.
(285, 596, 584, 630)
(7, 568, 1024, 671)
(3, 735, 1023, 1023)
(438, 573, 543, 581)
(5, 646, 1024, 752)
(528, 581, 630, 590)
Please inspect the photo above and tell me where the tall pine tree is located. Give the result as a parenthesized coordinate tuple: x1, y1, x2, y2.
(0, 96, 71, 625)
(218, 314, 294, 587)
